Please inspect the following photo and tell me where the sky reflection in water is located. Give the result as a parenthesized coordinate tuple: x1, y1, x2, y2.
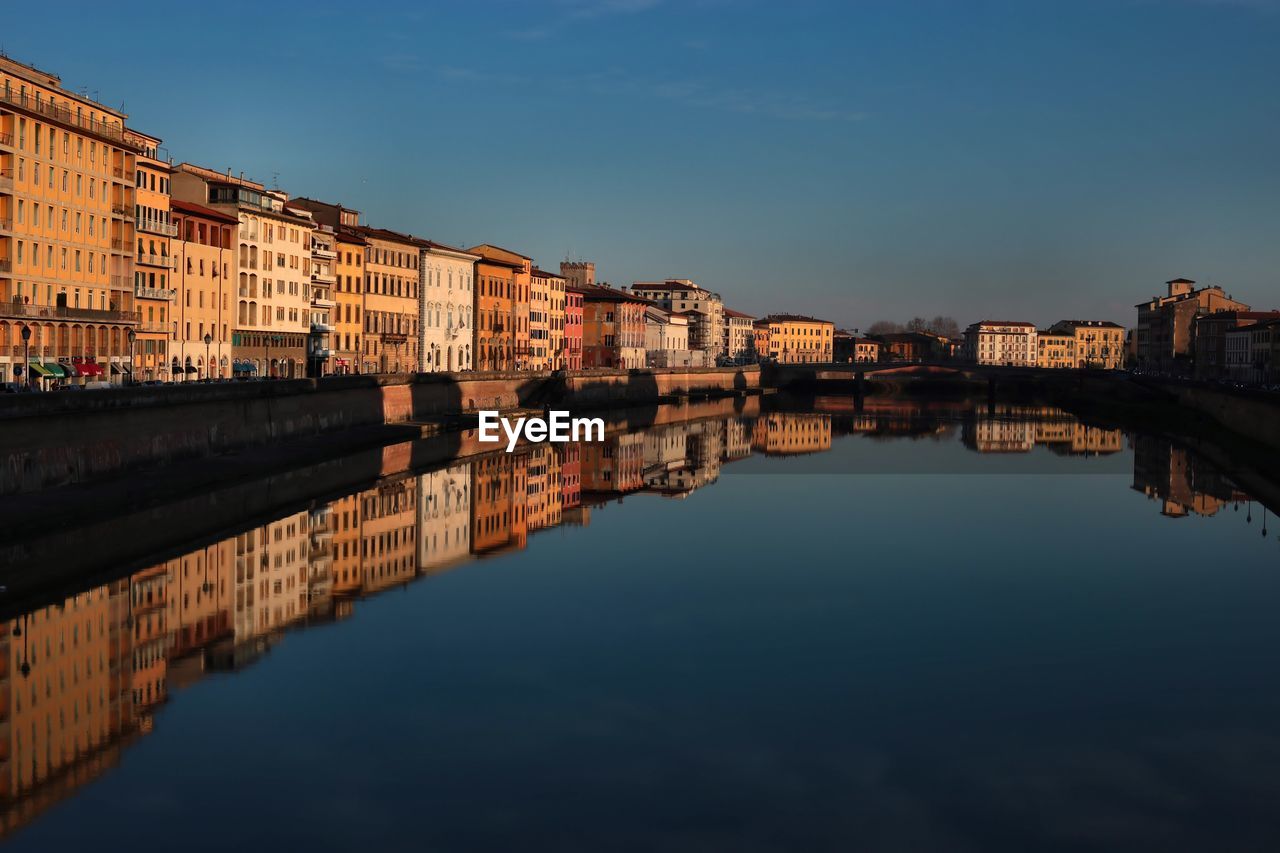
(2, 399, 1278, 852)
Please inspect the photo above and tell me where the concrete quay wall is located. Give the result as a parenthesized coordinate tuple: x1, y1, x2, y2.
(0, 367, 761, 496)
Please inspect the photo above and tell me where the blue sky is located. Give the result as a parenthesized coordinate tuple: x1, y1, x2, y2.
(7, 0, 1278, 326)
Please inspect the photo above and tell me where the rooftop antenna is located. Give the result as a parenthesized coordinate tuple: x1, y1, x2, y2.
(272, 171, 280, 191)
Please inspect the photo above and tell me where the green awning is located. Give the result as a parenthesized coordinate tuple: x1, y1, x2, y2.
(29, 363, 55, 378)
(43, 363, 66, 378)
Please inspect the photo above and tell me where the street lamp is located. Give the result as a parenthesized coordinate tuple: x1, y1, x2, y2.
(127, 328, 137, 388)
(20, 324, 32, 391)
(204, 332, 213, 381)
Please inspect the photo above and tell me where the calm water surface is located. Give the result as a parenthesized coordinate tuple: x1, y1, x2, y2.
(3, 399, 1279, 851)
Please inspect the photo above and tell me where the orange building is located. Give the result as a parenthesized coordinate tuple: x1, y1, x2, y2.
(472, 255, 519, 371)
(171, 199, 235, 378)
(470, 244, 531, 370)
(1, 55, 146, 387)
(356, 227, 420, 373)
(577, 285, 648, 368)
(126, 129, 174, 382)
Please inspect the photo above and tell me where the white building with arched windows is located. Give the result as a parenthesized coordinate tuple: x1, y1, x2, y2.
(419, 241, 478, 372)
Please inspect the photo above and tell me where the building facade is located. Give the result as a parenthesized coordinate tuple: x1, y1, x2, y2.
(630, 279, 725, 359)
(356, 228, 420, 373)
(307, 222, 336, 376)
(127, 130, 174, 382)
(420, 241, 477, 372)
(963, 320, 1037, 366)
(578, 284, 647, 369)
(170, 199, 235, 379)
(1135, 278, 1249, 374)
(564, 285, 583, 371)
(172, 165, 314, 378)
(1192, 310, 1280, 379)
(1, 55, 144, 387)
(473, 254, 518, 371)
(470, 245, 531, 369)
(759, 314, 834, 364)
(724, 307, 756, 363)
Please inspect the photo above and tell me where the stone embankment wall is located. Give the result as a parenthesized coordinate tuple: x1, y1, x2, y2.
(0, 367, 760, 496)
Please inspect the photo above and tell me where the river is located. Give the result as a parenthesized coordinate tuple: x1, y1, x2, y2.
(1, 397, 1278, 851)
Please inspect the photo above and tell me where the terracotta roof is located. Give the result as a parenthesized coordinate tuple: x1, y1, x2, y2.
(972, 320, 1036, 328)
(469, 243, 531, 260)
(170, 199, 239, 225)
(723, 308, 755, 319)
(1052, 320, 1125, 329)
(1167, 278, 1196, 284)
(764, 313, 833, 324)
(632, 280, 705, 292)
(531, 267, 565, 279)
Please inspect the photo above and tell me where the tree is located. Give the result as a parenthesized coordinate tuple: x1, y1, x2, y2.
(867, 320, 902, 336)
(906, 317, 929, 332)
(928, 316, 961, 339)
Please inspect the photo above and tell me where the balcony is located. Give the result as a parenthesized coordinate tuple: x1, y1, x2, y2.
(310, 271, 336, 284)
(136, 253, 176, 269)
(0, 131, 12, 148)
(311, 295, 335, 308)
(136, 320, 169, 334)
(0, 218, 11, 233)
(0, 88, 133, 147)
(312, 347, 333, 359)
(0, 302, 140, 323)
(135, 284, 177, 301)
(311, 321, 334, 333)
(136, 217, 178, 237)
(311, 246, 337, 260)
(0, 168, 11, 192)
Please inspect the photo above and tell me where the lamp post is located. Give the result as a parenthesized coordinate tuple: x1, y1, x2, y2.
(127, 328, 137, 388)
(21, 324, 32, 391)
(204, 332, 213, 381)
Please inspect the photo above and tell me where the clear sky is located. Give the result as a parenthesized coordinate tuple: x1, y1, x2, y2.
(7, 0, 1278, 328)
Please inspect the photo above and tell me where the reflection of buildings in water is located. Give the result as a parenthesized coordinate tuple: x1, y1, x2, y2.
(961, 406, 1122, 456)
(642, 420, 724, 498)
(129, 566, 169, 716)
(526, 446, 562, 533)
(0, 581, 136, 837)
(360, 479, 418, 594)
(331, 493, 364, 597)
(234, 512, 311, 641)
(1131, 435, 1250, 518)
(163, 544, 235, 667)
(751, 413, 833, 456)
(724, 417, 754, 461)
(582, 432, 646, 502)
(472, 455, 519, 556)
(307, 505, 335, 616)
(418, 464, 472, 575)
(560, 443, 582, 511)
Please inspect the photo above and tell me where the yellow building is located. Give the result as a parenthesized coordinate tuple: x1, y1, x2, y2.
(172, 165, 314, 378)
(332, 228, 364, 374)
(1049, 320, 1125, 369)
(357, 227, 420, 373)
(126, 130, 174, 382)
(1, 55, 145, 386)
(329, 492, 365, 595)
(1037, 330, 1073, 369)
(761, 314, 834, 363)
(171, 199, 236, 379)
(751, 413, 833, 455)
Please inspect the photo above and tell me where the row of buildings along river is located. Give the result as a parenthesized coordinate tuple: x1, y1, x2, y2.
(0, 52, 842, 389)
(2, 401, 1273, 836)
